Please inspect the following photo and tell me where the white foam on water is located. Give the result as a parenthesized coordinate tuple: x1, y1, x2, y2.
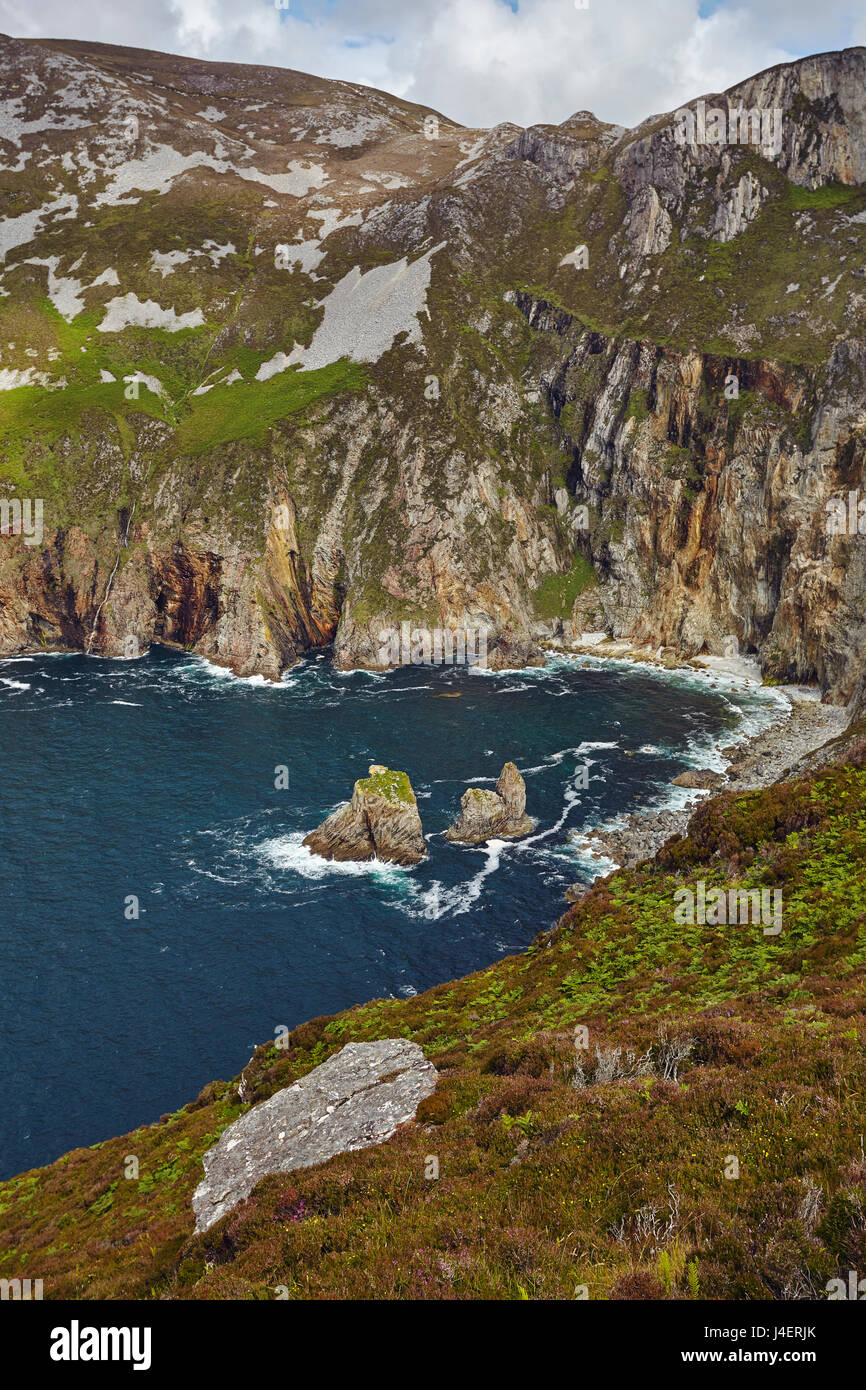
(511, 741, 619, 780)
(467, 661, 531, 678)
(0, 676, 30, 690)
(110, 700, 142, 706)
(578, 650, 786, 710)
(520, 780, 584, 848)
(332, 667, 387, 680)
(178, 655, 286, 689)
(568, 841, 620, 877)
(406, 838, 508, 920)
(678, 688, 790, 773)
(425, 742, 616, 900)
(259, 831, 408, 882)
(563, 670, 791, 886)
(545, 650, 789, 771)
(186, 860, 246, 887)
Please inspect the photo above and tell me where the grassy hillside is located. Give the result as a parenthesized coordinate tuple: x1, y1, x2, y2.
(1, 757, 864, 1300)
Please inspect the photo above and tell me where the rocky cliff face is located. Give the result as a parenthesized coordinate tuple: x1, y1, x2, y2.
(0, 36, 863, 701)
(510, 298, 866, 700)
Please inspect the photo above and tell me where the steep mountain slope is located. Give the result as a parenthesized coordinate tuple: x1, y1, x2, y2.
(1, 755, 864, 1299)
(0, 37, 864, 693)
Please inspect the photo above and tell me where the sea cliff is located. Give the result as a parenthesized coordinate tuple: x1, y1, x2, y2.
(0, 38, 863, 710)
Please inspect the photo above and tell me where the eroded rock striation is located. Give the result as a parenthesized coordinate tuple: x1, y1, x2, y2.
(303, 764, 427, 864)
(192, 1039, 437, 1233)
(445, 762, 533, 843)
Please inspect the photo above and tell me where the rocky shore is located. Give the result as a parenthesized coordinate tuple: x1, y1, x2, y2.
(568, 690, 851, 887)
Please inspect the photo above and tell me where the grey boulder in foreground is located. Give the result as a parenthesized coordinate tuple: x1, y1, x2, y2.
(192, 1040, 437, 1233)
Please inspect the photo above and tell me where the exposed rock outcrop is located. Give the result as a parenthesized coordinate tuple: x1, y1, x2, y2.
(445, 762, 533, 843)
(192, 1040, 437, 1233)
(0, 35, 863, 706)
(303, 765, 427, 864)
(671, 769, 726, 789)
(712, 169, 769, 242)
(621, 184, 673, 258)
(510, 295, 866, 710)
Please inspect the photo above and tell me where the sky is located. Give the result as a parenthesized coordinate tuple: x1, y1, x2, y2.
(1, 0, 864, 129)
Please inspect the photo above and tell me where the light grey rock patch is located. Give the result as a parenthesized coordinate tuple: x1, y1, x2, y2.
(192, 1039, 437, 1233)
(624, 185, 672, 258)
(712, 170, 768, 243)
(257, 242, 446, 378)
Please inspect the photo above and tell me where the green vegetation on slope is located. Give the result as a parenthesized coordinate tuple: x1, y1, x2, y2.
(531, 554, 597, 619)
(510, 157, 866, 367)
(173, 361, 368, 454)
(1, 759, 864, 1300)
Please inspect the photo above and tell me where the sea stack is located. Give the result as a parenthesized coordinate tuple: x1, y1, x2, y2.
(445, 762, 533, 843)
(303, 765, 427, 865)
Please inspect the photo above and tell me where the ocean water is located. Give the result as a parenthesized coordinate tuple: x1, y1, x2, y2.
(0, 646, 785, 1177)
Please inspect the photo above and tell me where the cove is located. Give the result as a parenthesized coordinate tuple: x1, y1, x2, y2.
(0, 646, 781, 1177)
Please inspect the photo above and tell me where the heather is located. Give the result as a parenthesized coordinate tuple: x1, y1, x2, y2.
(1, 759, 864, 1300)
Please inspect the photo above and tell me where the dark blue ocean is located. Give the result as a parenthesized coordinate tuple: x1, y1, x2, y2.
(0, 646, 781, 1177)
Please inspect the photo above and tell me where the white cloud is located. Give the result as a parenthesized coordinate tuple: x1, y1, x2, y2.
(0, 0, 861, 129)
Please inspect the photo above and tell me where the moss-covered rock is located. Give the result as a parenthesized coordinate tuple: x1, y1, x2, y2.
(303, 764, 427, 864)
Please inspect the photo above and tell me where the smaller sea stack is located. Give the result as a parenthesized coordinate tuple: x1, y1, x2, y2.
(445, 762, 533, 843)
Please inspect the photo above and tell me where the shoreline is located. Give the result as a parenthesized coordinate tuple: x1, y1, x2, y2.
(566, 674, 850, 887)
(4, 638, 850, 886)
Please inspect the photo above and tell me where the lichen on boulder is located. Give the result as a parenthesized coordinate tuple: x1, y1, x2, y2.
(303, 763, 427, 864)
(191, 1040, 437, 1233)
(445, 761, 533, 843)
